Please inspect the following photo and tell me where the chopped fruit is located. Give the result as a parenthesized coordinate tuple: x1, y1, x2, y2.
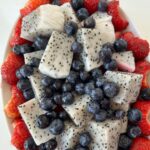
(84, 0, 99, 14)
(114, 38, 127, 52)
(121, 32, 134, 42)
(140, 88, 150, 100)
(11, 120, 30, 149)
(60, 0, 71, 5)
(115, 32, 122, 39)
(107, 0, 128, 31)
(24, 137, 37, 150)
(76, 8, 89, 21)
(20, 0, 50, 16)
(9, 17, 30, 47)
(130, 137, 150, 150)
(1, 52, 24, 85)
(12, 119, 23, 128)
(134, 101, 150, 135)
(71, 0, 84, 10)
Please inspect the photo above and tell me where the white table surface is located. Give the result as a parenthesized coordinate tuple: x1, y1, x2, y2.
(0, 0, 150, 149)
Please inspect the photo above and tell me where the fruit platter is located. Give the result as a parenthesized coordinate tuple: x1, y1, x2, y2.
(1, 0, 150, 149)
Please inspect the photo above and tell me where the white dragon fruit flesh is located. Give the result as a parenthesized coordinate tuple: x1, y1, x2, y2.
(76, 28, 103, 72)
(63, 95, 92, 128)
(21, 4, 65, 41)
(104, 71, 143, 104)
(121, 117, 128, 134)
(112, 51, 135, 72)
(39, 31, 74, 79)
(18, 98, 55, 145)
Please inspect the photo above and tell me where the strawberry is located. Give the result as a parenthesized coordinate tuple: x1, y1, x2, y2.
(84, 0, 99, 14)
(9, 17, 31, 47)
(121, 32, 134, 42)
(11, 120, 30, 149)
(107, 0, 128, 31)
(134, 101, 150, 135)
(115, 32, 122, 39)
(1, 52, 24, 85)
(20, 0, 50, 16)
(60, 0, 71, 4)
(12, 119, 23, 128)
(130, 137, 150, 150)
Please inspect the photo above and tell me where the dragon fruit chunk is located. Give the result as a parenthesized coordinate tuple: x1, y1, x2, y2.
(21, 4, 65, 41)
(121, 116, 128, 134)
(18, 98, 55, 145)
(63, 95, 92, 128)
(39, 31, 74, 79)
(76, 28, 103, 72)
(112, 51, 135, 72)
(104, 71, 143, 104)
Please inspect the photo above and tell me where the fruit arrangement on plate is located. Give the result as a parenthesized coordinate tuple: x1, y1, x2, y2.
(1, 0, 150, 149)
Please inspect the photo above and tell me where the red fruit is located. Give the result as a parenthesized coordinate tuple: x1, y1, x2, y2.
(9, 17, 30, 47)
(11, 121, 30, 149)
(121, 32, 134, 42)
(1, 52, 24, 85)
(60, 0, 71, 4)
(55, 105, 64, 112)
(84, 0, 99, 14)
(20, 0, 50, 16)
(12, 119, 23, 128)
(135, 61, 150, 73)
(115, 32, 122, 39)
(107, 0, 128, 31)
(130, 137, 150, 150)
(134, 101, 150, 135)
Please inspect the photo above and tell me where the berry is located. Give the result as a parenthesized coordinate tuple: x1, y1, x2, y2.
(94, 109, 107, 122)
(98, 0, 108, 12)
(127, 126, 141, 139)
(62, 83, 73, 92)
(53, 94, 63, 105)
(87, 102, 100, 114)
(90, 88, 103, 101)
(114, 38, 127, 52)
(128, 108, 142, 123)
(62, 92, 74, 105)
(95, 77, 106, 88)
(76, 8, 89, 21)
(134, 101, 150, 135)
(71, 0, 84, 10)
(72, 60, 84, 71)
(103, 59, 118, 71)
(20, 65, 34, 77)
(103, 81, 119, 98)
(75, 83, 85, 95)
(75, 145, 89, 150)
(32, 36, 50, 50)
(16, 69, 24, 79)
(45, 138, 57, 150)
(52, 0, 61, 5)
(100, 47, 112, 63)
(23, 88, 35, 100)
(41, 75, 54, 87)
(1, 52, 24, 85)
(100, 98, 110, 110)
(52, 80, 63, 91)
(71, 41, 83, 53)
(17, 78, 32, 91)
(115, 32, 122, 39)
(83, 17, 96, 28)
(114, 109, 126, 119)
(67, 71, 79, 85)
(46, 111, 57, 120)
(80, 71, 90, 82)
(29, 57, 40, 67)
(121, 32, 134, 42)
(85, 82, 95, 95)
(91, 69, 102, 79)
(107, 0, 128, 31)
(24, 137, 37, 150)
(49, 119, 64, 135)
(42, 87, 53, 98)
(107, 109, 114, 118)
(102, 42, 115, 52)
(64, 21, 78, 36)
(59, 111, 69, 120)
(79, 132, 92, 147)
(20, 0, 50, 16)
(140, 88, 150, 100)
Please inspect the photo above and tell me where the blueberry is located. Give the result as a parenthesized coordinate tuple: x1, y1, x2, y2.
(85, 82, 95, 95)
(102, 42, 115, 52)
(32, 36, 50, 50)
(24, 137, 37, 150)
(49, 119, 64, 135)
(20, 65, 34, 77)
(71, 41, 83, 53)
(114, 110, 126, 119)
(16, 69, 24, 79)
(100, 47, 112, 63)
(103, 59, 118, 71)
(127, 126, 141, 139)
(29, 57, 40, 67)
(59, 111, 69, 120)
(95, 77, 106, 88)
(80, 71, 90, 82)
(64, 21, 78, 36)
(94, 109, 107, 122)
(128, 108, 142, 123)
(76, 8, 89, 21)
(98, 0, 108, 12)
(75, 145, 89, 150)
(23, 88, 35, 100)
(67, 71, 79, 85)
(40, 98, 56, 111)
(17, 78, 32, 91)
(52, 80, 63, 91)
(62, 92, 74, 105)
(41, 75, 55, 87)
(107, 109, 115, 118)
(36, 114, 50, 129)
(46, 111, 57, 120)
(53, 94, 62, 105)
(140, 88, 150, 100)
(72, 60, 84, 71)
(42, 87, 53, 98)
(84, 17, 96, 28)
(114, 38, 127, 52)
(52, 0, 61, 5)
(75, 83, 85, 95)
(45, 138, 57, 150)
(87, 102, 100, 114)
(71, 0, 84, 10)
(38, 143, 46, 150)
(91, 69, 102, 79)
(79, 132, 92, 147)
(62, 82, 73, 92)
(100, 98, 110, 109)
(118, 135, 132, 149)
(90, 88, 103, 101)
(103, 81, 119, 98)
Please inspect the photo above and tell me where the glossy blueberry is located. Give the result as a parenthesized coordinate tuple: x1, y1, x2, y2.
(84, 82, 95, 95)
(29, 57, 40, 67)
(71, 41, 83, 53)
(100, 98, 110, 109)
(102, 42, 115, 52)
(67, 71, 79, 85)
(17, 78, 32, 91)
(16, 69, 24, 79)
(23, 88, 35, 100)
(36, 114, 50, 129)
(32, 36, 50, 50)
(140, 88, 150, 100)
(46, 111, 57, 120)
(128, 108, 142, 123)
(75, 83, 85, 95)
(90, 88, 103, 101)
(71, 0, 84, 10)
(62, 92, 74, 105)
(100, 47, 112, 63)
(76, 8, 89, 21)
(95, 77, 106, 88)
(103, 81, 119, 98)
(59, 111, 69, 120)
(98, 0, 108, 12)
(52, 80, 63, 91)
(103, 59, 118, 71)
(49, 119, 64, 135)
(114, 110, 126, 119)
(42, 87, 53, 98)
(114, 38, 127, 52)
(20, 65, 34, 77)
(84, 17, 96, 28)
(62, 82, 73, 92)
(41, 76, 55, 87)
(24, 137, 37, 150)
(94, 110, 107, 122)
(91, 68, 102, 79)
(53, 94, 62, 105)
(72, 60, 84, 71)
(80, 71, 90, 82)
(79, 132, 92, 147)
(87, 102, 100, 114)
(52, 0, 61, 5)
(107, 109, 114, 118)
(127, 126, 141, 139)
(38, 143, 46, 150)
(45, 138, 57, 150)
(118, 135, 132, 149)
(64, 21, 78, 36)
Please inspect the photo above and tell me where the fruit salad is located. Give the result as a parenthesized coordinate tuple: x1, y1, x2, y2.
(1, 0, 150, 149)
